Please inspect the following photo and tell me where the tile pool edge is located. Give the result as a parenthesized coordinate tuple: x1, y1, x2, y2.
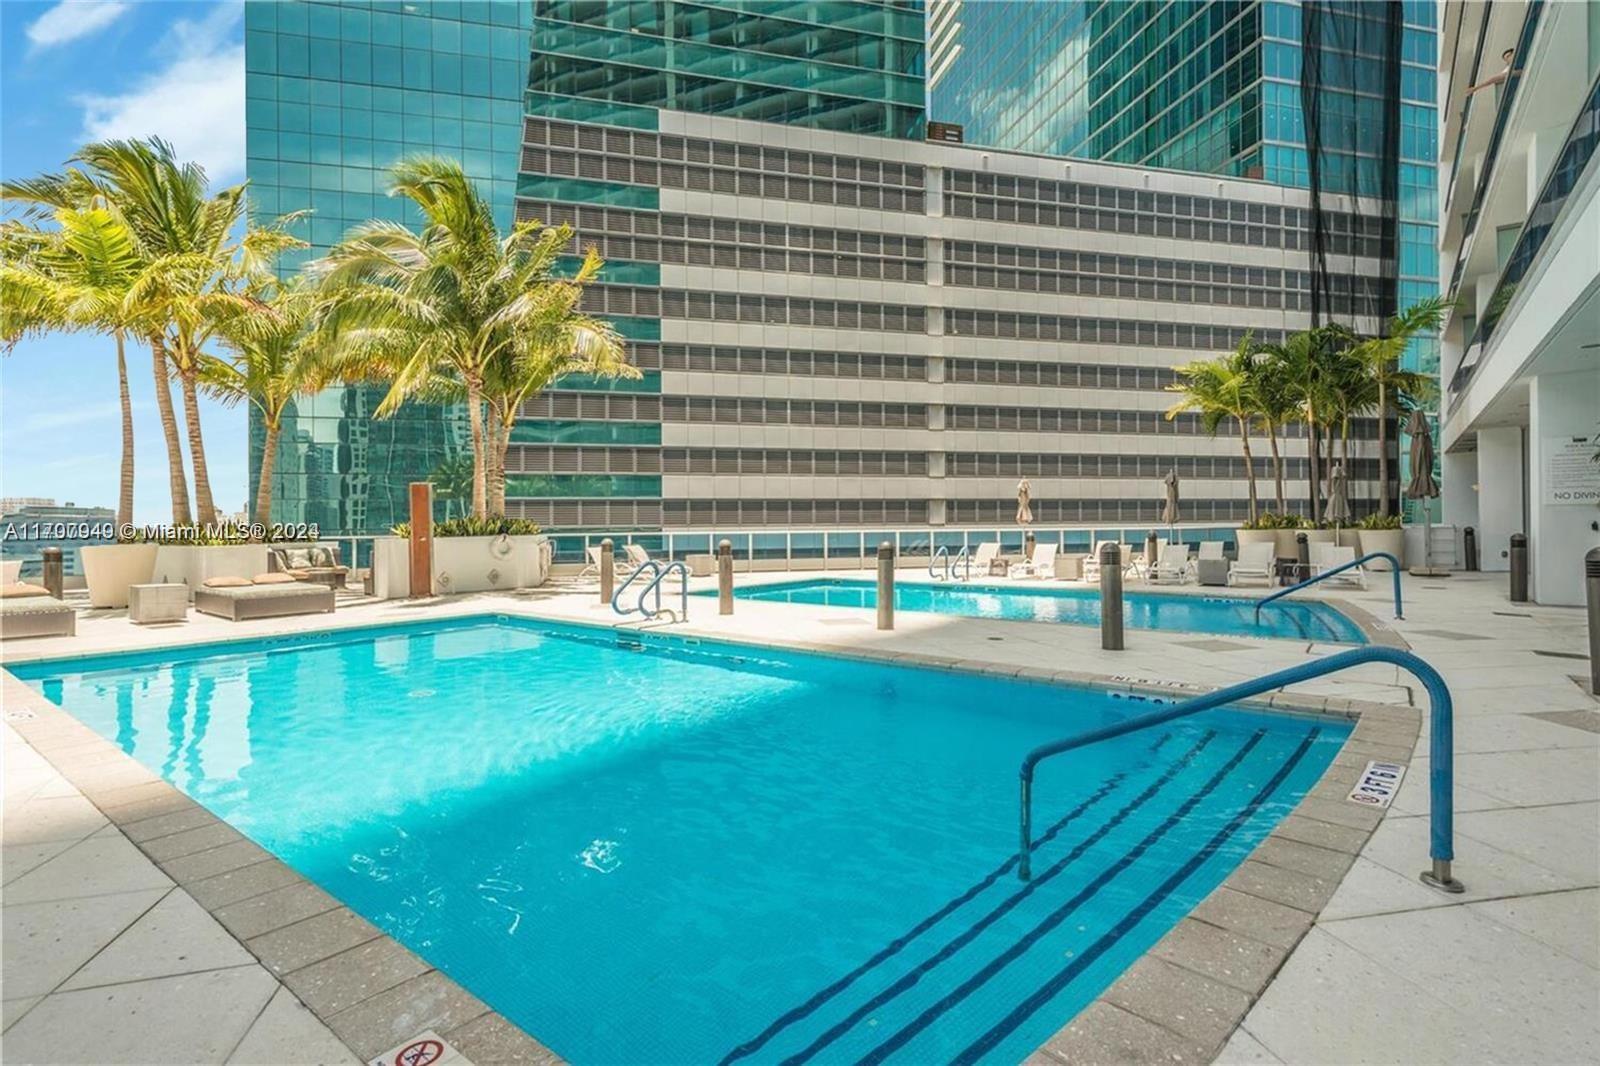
(3, 610, 1421, 1064)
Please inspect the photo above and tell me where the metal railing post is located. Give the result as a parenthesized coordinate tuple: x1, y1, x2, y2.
(40, 547, 63, 599)
(877, 541, 895, 631)
(718, 539, 734, 615)
(599, 537, 614, 605)
(1101, 543, 1124, 650)
(1016, 645, 1461, 893)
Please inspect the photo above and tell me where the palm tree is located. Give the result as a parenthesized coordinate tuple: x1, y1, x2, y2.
(1166, 338, 1262, 521)
(480, 246, 633, 515)
(0, 208, 142, 526)
(1258, 325, 1350, 523)
(1350, 296, 1450, 515)
(1245, 347, 1296, 512)
(203, 281, 327, 526)
(313, 158, 630, 519)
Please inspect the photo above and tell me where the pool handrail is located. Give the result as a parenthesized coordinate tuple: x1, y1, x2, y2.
(611, 560, 662, 616)
(1253, 551, 1403, 623)
(636, 559, 690, 621)
(948, 545, 971, 582)
(1016, 645, 1461, 894)
(929, 544, 949, 579)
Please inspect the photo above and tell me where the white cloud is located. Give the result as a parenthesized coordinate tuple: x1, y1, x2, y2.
(74, 3, 246, 184)
(26, 1, 129, 50)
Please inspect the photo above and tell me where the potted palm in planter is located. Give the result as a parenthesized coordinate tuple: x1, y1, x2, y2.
(1356, 513, 1404, 569)
(387, 516, 551, 597)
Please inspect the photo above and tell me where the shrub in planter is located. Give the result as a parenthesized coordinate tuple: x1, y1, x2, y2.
(388, 516, 549, 595)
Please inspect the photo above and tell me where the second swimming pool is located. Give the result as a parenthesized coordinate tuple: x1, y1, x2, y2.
(717, 578, 1369, 643)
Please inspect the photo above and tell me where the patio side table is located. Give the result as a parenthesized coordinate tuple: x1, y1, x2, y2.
(1195, 558, 1230, 587)
(129, 583, 189, 624)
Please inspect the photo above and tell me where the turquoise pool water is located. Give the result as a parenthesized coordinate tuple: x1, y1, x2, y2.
(716, 579, 1368, 644)
(10, 617, 1348, 1064)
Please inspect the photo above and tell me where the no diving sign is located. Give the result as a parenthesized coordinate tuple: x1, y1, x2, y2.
(369, 1032, 471, 1066)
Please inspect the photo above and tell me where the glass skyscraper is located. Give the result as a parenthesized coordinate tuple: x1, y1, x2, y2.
(931, 0, 1440, 517)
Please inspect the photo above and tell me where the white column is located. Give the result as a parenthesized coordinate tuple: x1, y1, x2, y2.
(1527, 370, 1600, 606)
(1475, 426, 1525, 572)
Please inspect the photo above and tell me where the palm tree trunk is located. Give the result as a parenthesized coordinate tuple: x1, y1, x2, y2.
(255, 421, 280, 526)
(150, 336, 193, 527)
(1239, 418, 1259, 521)
(1266, 420, 1287, 511)
(494, 405, 516, 518)
(485, 403, 503, 517)
(115, 333, 134, 528)
(1376, 382, 1391, 516)
(466, 382, 487, 519)
(1305, 403, 1322, 524)
(179, 370, 218, 525)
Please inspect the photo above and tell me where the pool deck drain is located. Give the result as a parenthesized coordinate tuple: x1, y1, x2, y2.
(3, 570, 1596, 1064)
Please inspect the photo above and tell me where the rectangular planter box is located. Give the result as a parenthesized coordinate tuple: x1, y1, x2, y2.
(372, 535, 552, 598)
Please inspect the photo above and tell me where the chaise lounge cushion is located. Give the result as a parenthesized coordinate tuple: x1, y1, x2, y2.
(204, 576, 252, 588)
(0, 582, 51, 599)
(251, 572, 296, 584)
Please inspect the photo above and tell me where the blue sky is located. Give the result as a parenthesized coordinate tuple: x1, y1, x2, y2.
(2, 0, 249, 522)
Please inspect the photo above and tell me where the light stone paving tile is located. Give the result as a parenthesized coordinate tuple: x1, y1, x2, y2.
(99, 789, 200, 824)
(1, 965, 280, 1065)
(440, 1012, 562, 1066)
(1452, 802, 1600, 885)
(226, 985, 361, 1065)
(1, 888, 168, 999)
(3, 832, 173, 905)
(1318, 855, 1468, 921)
(1417, 710, 1600, 752)
(1468, 889, 1600, 970)
(1099, 954, 1253, 1051)
(1450, 747, 1600, 807)
(1, 794, 108, 846)
(1321, 905, 1600, 1063)
(1221, 858, 1340, 916)
(281, 937, 433, 1017)
(2, 838, 81, 885)
(1357, 813, 1577, 902)
(1248, 835, 1357, 881)
(61, 888, 255, 990)
(1, 996, 42, 1033)
(1211, 1026, 1284, 1064)
(1386, 755, 1512, 816)
(186, 859, 307, 911)
(1032, 1000, 1209, 1066)
(1188, 886, 1314, 951)
(1266, 813, 1370, 854)
(140, 821, 249, 862)
(159, 838, 275, 884)
(1148, 918, 1284, 997)
(119, 803, 218, 844)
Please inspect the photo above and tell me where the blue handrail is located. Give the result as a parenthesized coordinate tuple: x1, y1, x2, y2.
(1017, 646, 1461, 893)
(1254, 551, 1402, 623)
(929, 545, 949, 579)
(636, 560, 689, 621)
(611, 560, 662, 616)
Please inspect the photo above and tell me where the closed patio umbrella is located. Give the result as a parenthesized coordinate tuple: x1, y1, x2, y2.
(1405, 408, 1445, 576)
(1015, 477, 1034, 526)
(1161, 469, 1180, 542)
(1325, 462, 1351, 532)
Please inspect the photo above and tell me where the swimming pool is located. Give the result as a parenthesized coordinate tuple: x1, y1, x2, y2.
(10, 617, 1348, 1063)
(718, 578, 1369, 644)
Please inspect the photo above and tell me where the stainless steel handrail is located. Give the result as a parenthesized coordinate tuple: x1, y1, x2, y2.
(929, 544, 950, 580)
(1252, 551, 1403, 622)
(1017, 646, 1461, 893)
(611, 560, 662, 616)
(636, 560, 689, 621)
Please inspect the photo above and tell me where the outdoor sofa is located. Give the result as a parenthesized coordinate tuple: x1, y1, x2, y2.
(0, 582, 76, 639)
(268, 544, 350, 589)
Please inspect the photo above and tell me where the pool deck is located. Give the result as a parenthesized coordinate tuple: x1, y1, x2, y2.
(2, 568, 1596, 1064)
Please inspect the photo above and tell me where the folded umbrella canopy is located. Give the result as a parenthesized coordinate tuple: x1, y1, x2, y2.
(1326, 462, 1352, 529)
(1161, 469, 1180, 542)
(1016, 477, 1034, 526)
(1405, 408, 1444, 574)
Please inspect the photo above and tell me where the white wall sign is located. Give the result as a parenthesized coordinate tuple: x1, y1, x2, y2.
(1543, 437, 1600, 506)
(1347, 760, 1406, 808)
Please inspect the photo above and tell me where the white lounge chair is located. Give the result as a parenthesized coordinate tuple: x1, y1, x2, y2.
(1080, 540, 1115, 582)
(1197, 541, 1225, 562)
(578, 544, 635, 580)
(1229, 541, 1277, 586)
(1009, 542, 1057, 579)
(967, 541, 1001, 577)
(1312, 544, 1366, 588)
(625, 543, 654, 569)
(1148, 543, 1191, 585)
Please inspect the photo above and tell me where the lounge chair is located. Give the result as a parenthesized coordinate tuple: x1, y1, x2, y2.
(1009, 542, 1057, 579)
(269, 544, 349, 589)
(0, 582, 75, 639)
(193, 576, 335, 621)
(625, 543, 654, 569)
(578, 544, 636, 580)
(1148, 543, 1191, 585)
(1311, 544, 1366, 588)
(968, 541, 1002, 577)
(1228, 541, 1277, 586)
(1, 560, 22, 584)
(1080, 540, 1115, 582)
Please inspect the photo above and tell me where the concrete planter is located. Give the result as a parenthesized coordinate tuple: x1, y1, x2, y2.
(152, 545, 268, 599)
(1304, 529, 1336, 547)
(372, 537, 410, 599)
(80, 544, 158, 609)
(1357, 529, 1404, 569)
(430, 534, 551, 595)
(1235, 529, 1278, 554)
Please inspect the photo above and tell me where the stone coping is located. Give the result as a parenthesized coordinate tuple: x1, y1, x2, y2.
(3, 604, 1423, 1064)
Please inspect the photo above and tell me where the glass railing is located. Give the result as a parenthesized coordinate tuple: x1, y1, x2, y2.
(1450, 69, 1600, 402)
(1443, 0, 1497, 225)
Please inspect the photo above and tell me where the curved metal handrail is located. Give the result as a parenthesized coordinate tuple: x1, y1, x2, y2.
(1017, 646, 1459, 893)
(636, 560, 689, 621)
(929, 545, 949, 579)
(611, 560, 661, 616)
(948, 545, 970, 582)
(1253, 551, 1402, 623)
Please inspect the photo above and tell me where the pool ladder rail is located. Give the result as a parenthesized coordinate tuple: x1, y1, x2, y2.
(1017, 646, 1463, 894)
(929, 545, 972, 582)
(1254, 551, 1404, 623)
(612, 560, 690, 623)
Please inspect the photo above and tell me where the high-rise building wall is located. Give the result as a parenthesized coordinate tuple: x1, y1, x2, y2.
(246, 0, 1391, 537)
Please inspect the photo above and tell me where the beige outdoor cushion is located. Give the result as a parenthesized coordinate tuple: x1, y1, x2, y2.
(252, 572, 296, 585)
(282, 548, 315, 569)
(204, 576, 252, 588)
(0, 582, 50, 599)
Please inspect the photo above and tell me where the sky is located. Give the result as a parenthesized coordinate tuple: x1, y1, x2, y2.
(1, 0, 249, 522)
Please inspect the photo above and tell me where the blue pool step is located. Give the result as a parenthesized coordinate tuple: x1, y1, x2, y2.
(719, 726, 1320, 1065)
